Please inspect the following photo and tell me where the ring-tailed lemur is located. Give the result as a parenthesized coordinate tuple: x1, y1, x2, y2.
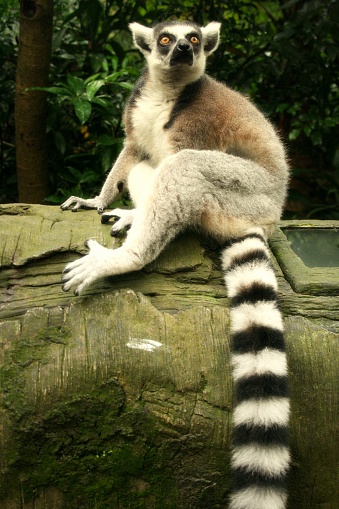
(61, 21, 290, 509)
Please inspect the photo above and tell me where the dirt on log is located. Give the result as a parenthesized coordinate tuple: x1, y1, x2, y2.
(0, 204, 338, 509)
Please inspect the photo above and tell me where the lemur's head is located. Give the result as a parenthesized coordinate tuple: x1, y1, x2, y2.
(129, 21, 221, 83)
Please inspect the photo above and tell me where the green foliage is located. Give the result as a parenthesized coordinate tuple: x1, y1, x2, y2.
(39, 0, 142, 204)
(210, 0, 339, 219)
(1, 0, 338, 217)
(31, 67, 137, 203)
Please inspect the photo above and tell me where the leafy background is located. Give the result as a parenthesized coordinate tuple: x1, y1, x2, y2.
(1, 0, 338, 218)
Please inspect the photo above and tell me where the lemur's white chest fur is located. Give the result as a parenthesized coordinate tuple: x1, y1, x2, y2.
(131, 84, 177, 166)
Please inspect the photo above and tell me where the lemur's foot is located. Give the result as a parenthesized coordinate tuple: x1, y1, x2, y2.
(62, 239, 112, 295)
(61, 239, 142, 295)
(101, 208, 136, 237)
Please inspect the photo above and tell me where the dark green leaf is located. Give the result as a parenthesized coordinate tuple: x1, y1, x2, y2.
(96, 134, 115, 146)
(72, 98, 92, 124)
(54, 132, 66, 155)
(289, 128, 301, 140)
(27, 86, 72, 97)
(86, 80, 105, 101)
(67, 75, 86, 96)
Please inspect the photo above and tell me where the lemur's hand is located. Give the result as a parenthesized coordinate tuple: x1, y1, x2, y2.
(60, 195, 106, 213)
(62, 239, 111, 295)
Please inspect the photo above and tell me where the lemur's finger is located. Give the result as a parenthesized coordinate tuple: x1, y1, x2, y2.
(60, 196, 78, 210)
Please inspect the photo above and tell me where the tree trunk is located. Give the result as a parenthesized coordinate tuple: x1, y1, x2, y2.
(15, 0, 54, 203)
(0, 204, 338, 509)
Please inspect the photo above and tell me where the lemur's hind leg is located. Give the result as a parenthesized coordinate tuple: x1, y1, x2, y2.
(62, 149, 278, 295)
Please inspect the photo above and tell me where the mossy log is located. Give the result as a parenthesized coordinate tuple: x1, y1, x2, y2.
(0, 204, 338, 509)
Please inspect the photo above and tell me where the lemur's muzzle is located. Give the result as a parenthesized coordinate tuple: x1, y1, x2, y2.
(170, 39, 194, 66)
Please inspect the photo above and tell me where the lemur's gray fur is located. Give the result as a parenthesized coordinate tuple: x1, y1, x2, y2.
(61, 21, 290, 509)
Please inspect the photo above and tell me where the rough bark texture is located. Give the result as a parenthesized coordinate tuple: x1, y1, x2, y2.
(15, 0, 54, 203)
(0, 204, 338, 509)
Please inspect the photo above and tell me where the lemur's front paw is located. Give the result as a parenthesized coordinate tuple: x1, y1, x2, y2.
(60, 196, 106, 213)
(101, 208, 136, 237)
(62, 239, 111, 295)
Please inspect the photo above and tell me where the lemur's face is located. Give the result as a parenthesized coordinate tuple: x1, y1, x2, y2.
(129, 21, 220, 79)
(153, 23, 203, 67)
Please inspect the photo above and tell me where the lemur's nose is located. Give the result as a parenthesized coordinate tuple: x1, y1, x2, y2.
(177, 40, 191, 52)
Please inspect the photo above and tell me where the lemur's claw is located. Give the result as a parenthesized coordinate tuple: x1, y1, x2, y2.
(110, 230, 120, 238)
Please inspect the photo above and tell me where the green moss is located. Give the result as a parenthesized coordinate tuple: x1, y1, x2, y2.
(1, 326, 70, 420)
(10, 326, 68, 365)
(1, 332, 177, 509)
(8, 398, 177, 508)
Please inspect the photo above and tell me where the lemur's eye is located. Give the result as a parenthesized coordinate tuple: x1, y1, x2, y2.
(160, 36, 171, 45)
(190, 36, 200, 45)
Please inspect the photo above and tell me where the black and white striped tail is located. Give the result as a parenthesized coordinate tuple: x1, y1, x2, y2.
(222, 228, 290, 509)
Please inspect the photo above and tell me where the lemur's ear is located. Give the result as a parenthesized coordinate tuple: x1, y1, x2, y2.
(201, 22, 221, 55)
(129, 23, 153, 53)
